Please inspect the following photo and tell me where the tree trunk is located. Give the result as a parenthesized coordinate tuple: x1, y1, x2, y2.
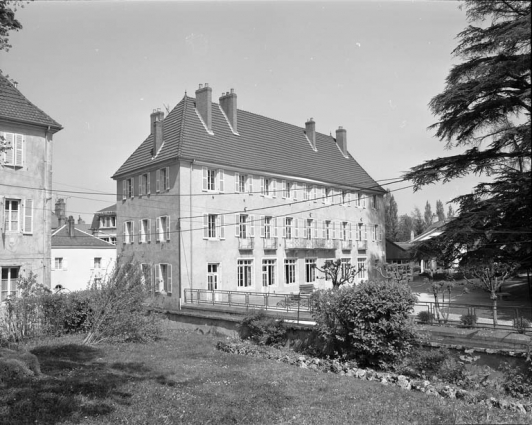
(491, 293, 498, 328)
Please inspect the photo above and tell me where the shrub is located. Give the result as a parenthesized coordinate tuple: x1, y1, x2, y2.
(416, 311, 434, 324)
(460, 313, 477, 328)
(500, 360, 532, 398)
(238, 310, 287, 346)
(310, 281, 419, 368)
(513, 317, 531, 334)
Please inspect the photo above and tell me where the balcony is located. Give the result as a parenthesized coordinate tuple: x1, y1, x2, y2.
(313, 238, 337, 249)
(284, 238, 337, 250)
(284, 238, 306, 249)
(263, 237, 278, 250)
(238, 238, 254, 250)
(357, 240, 368, 250)
(340, 240, 353, 251)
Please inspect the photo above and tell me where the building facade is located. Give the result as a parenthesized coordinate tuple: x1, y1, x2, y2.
(112, 84, 386, 310)
(90, 204, 117, 245)
(0, 75, 62, 301)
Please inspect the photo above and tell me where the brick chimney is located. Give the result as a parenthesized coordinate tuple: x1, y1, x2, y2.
(68, 216, 75, 237)
(150, 109, 164, 155)
(195, 83, 212, 132)
(55, 198, 66, 228)
(336, 126, 347, 157)
(219, 88, 237, 132)
(305, 118, 316, 150)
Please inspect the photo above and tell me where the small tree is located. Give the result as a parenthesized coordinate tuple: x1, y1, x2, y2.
(375, 262, 411, 284)
(315, 259, 364, 290)
(461, 260, 518, 327)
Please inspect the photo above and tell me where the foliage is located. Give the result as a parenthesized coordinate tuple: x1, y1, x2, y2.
(436, 200, 446, 222)
(416, 310, 434, 324)
(384, 189, 399, 241)
(404, 0, 531, 268)
(412, 206, 425, 236)
(499, 360, 532, 398)
(0, 0, 23, 54)
(40, 291, 93, 335)
(238, 310, 287, 346)
(310, 281, 419, 368)
(315, 259, 363, 290)
(460, 313, 478, 328)
(513, 317, 531, 334)
(82, 262, 162, 345)
(375, 262, 411, 284)
(396, 213, 414, 242)
(424, 201, 433, 228)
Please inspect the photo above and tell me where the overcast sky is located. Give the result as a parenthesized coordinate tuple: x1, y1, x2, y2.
(1, 0, 483, 221)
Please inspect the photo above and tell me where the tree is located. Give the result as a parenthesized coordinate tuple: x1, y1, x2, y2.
(404, 1, 531, 268)
(447, 204, 455, 218)
(384, 190, 399, 241)
(396, 214, 414, 242)
(0, 1, 22, 54)
(315, 259, 364, 291)
(412, 206, 425, 236)
(436, 200, 446, 222)
(424, 201, 433, 228)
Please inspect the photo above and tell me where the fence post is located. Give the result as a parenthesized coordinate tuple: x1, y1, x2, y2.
(297, 296, 300, 324)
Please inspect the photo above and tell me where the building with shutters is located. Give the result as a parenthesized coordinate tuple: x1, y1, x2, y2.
(0, 74, 62, 300)
(112, 84, 386, 310)
(89, 204, 118, 245)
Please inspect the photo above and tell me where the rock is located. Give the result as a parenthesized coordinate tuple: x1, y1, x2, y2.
(355, 369, 367, 379)
(380, 377, 389, 385)
(299, 362, 308, 369)
(298, 356, 306, 362)
(485, 349, 497, 354)
(345, 369, 354, 377)
(464, 349, 474, 354)
(397, 375, 411, 391)
(498, 400, 509, 410)
(425, 387, 440, 397)
(439, 386, 456, 399)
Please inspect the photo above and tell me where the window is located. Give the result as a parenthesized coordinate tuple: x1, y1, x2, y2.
(325, 221, 331, 240)
(1, 132, 24, 167)
(262, 259, 276, 287)
(284, 217, 293, 239)
(305, 259, 316, 283)
(325, 188, 331, 204)
(342, 222, 352, 241)
(282, 181, 292, 199)
(203, 214, 225, 239)
(235, 173, 247, 193)
(312, 185, 317, 202)
(156, 167, 170, 192)
(93, 257, 102, 269)
(140, 173, 150, 196)
(261, 177, 276, 197)
(357, 192, 366, 208)
(262, 216, 273, 238)
(100, 216, 116, 228)
(202, 167, 224, 192)
(207, 263, 220, 290)
(139, 219, 150, 243)
(305, 219, 313, 240)
(4, 199, 20, 232)
(235, 214, 253, 238)
(357, 258, 367, 280)
(341, 258, 350, 278)
(156, 216, 170, 242)
(304, 184, 310, 201)
(122, 178, 134, 200)
(54, 257, 64, 270)
(284, 259, 296, 285)
(237, 259, 253, 287)
(1, 267, 19, 302)
(155, 263, 172, 292)
(373, 225, 382, 241)
(123, 221, 134, 244)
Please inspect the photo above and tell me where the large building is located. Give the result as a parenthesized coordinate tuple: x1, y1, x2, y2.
(0, 75, 62, 300)
(112, 84, 386, 310)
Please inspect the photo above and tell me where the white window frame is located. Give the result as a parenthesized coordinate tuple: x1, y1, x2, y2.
(1, 132, 24, 167)
(139, 218, 151, 243)
(123, 220, 134, 244)
(4, 198, 21, 233)
(155, 263, 172, 292)
(1, 266, 20, 302)
(156, 215, 171, 242)
(262, 259, 276, 287)
(284, 259, 297, 285)
(357, 258, 367, 280)
(207, 263, 220, 290)
(237, 259, 253, 288)
(305, 258, 316, 283)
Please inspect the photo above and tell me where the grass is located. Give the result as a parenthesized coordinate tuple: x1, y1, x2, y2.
(1, 330, 529, 425)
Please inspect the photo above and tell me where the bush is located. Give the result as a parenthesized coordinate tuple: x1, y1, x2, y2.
(238, 310, 287, 346)
(416, 311, 434, 324)
(460, 313, 477, 328)
(500, 360, 532, 398)
(513, 317, 531, 334)
(310, 281, 419, 368)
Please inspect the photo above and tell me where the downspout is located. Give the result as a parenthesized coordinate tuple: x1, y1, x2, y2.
(189, 159, 194, 292)
(44, 126, 52, 288)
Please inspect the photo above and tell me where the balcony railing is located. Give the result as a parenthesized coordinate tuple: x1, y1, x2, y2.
(285, 238, 338, 250)
(313, 238, 337, 249)
(263, 237, 278, 250)
(238, 237, 254, 250)
(340, 240, 353, 251)
(357, 240, 368, 250)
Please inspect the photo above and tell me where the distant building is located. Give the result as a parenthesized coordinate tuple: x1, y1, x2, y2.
(89, 204, 117, 245)
(0, 74, 62, 300)
(112, 84, 386, 310)
(51, 216, 116, 292)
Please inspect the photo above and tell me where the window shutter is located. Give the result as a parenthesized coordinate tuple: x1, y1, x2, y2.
(156, 217, 160, 242)
(272, 180, 277, 198)
(349, 222, 353, 240)
(167, 264, 172, 293)
(165, 167, 170, 190)
(147, 219, 151, 242)
(139, 176, 143, 196)
(364, 225, 368, 240)
(220, 215, 225, 239)
(15, 134, 23, 166)
(248, 175, 253, 194)
(294, 219, 299, 238)
(235, 214, 240, 237)
(202, 167, 207, 191)
(122, 180, 126, 200)
(147, 173, 151, 194)
(235, 172, 240, 192)
(131, 221, 135, 243)
(155, 265, 161, 291)
(313, 221, 318, 239)
(249, 215, 255, 237)
(322, 187, 326, 204)
(203, 214, 208, 238)
(23, 199, 33, 234)
(321, 221, 325, 239)
(260, 216, 265, 237)
(347, 191, 351, 206)
(282, 180, 287, 198)
(293, 183, 298, 201)
(3, 133, 14, 164)
(138, 220, 143, 242)
(166, 216, 170, 241)
(260, 177, 265, 196)
(363, 194, 367, 208)
(156, 169, 161, 192)
(273, 217, 278, 238)
(332, 221, 336, 240)
(63, 258, 68, 271)
(282, 218, 287, 238)
(122, 222, 126, 244)
(218, 169, 225, 192)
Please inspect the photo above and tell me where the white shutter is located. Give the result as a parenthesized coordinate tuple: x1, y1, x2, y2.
(131, 221, 135, 243)
(249, 215, 255, 237)
(156, 169, 161, 192)
(156, 218, 160, 242)
(15, 134, 23, 166)
(167, 264, 173, 293)
(363, 193, 367, 208)
(282, 180, 287, 199)
(293, 183, 298, 201)
(260, 177, 265, 196)
(203, 214, 208, 239)
(273, 217, 278, 238)
(321, 221, 325, 239)
(165, 167, 170, 190)
(122, 180, 126, 200)
(349, 222, 353, 240)
(3, 133, 14, 164)
(235, 172, 240, 192)
(220, 215, 225, 239)
(122, 222, 127, 244)
(260, 216, 265, 237)
(138, 220, 143, 243)
(218, 169, 225, 192)
(202, 167, 208, 191)
(235, 214, 240, 237)
(272, 180, 277, 198)
(147, 219, 151, 242)
(347, 191, 351, 206)
(364, 225, 368, 241)
(248, 175, 253, 194)
(22, 199, 33, 234)
(294, 219, 298, 238)
(147, 173, 151, 194)
(63, 258, 68, 271)
(139, 175, 143, 196)
(332, 221, 337, 240)
(166, 216, 170, 241)
(155, 265, 161, 291)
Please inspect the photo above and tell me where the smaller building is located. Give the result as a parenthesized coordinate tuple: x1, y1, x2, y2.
(90, 204, 117, 245)
(52, 217, 116, 291)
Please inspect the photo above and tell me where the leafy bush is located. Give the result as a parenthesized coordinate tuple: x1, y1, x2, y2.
(460, 313, 477, 328)
(513, 317, 531, 334)
(238, 310, 287, 346)
(499, 360, 532, 398)
(310, 281, 419, 368)
(416, 311, 434, 324)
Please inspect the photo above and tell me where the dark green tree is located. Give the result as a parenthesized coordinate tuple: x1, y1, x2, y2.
(384, 190, 399, 241)
(424, 201, 433, 228)
(447, 205, 455, 218)
(412, 207, 425, 236)
(436, 200, 446, 222)
(396, 214, 414, 242)
(404, 1, 531, 268)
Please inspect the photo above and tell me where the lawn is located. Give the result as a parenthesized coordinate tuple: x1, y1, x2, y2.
(1, 330, 528, 425)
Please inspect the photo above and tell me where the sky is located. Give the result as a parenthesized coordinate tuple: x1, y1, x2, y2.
(1, 0, 484, 221)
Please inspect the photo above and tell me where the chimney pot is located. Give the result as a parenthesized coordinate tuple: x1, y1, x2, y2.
(196, 83, 213, 131)
(205, 83, 209, 87)
(199, 84, 203, 89)
(336, 126, 348, 157)
(305, 118, 316, 150)
(230, 88, 234, 94)
(68, 216, 75, 238)
(219, 87, 237, 132)
(150, 109, 165, 154)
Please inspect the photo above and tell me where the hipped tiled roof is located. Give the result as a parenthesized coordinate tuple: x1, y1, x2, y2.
(0, 74, 62, 131)
(52, 225, 115, 248)
(113, 94, 384, 192)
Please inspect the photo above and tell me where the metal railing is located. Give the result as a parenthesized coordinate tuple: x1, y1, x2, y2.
(341, 240, 353, 251)
(263, 237, 278, 250)
(238, 238, 254, 250)
(284, 238, 337, 250)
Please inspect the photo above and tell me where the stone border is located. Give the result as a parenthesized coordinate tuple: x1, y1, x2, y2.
(216, 340, 531, 416)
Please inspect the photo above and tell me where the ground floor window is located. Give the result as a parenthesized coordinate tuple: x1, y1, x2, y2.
(284, 259, 296, 284)
(357, 258, 367, 280)
(155, 263, 172, 292)
(54, 257, 65, 270)
(341, 258, 350, 279)
(141, 264, 152, 290)
(262, 259, 276, 287)
(207, 263, 220, 290)
(305, 258, 316, 283)
(1, 266, 19, 302)
(237, 259, 252, 287)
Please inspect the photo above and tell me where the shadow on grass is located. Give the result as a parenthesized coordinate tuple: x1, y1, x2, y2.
(0, 343, 166, 425)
